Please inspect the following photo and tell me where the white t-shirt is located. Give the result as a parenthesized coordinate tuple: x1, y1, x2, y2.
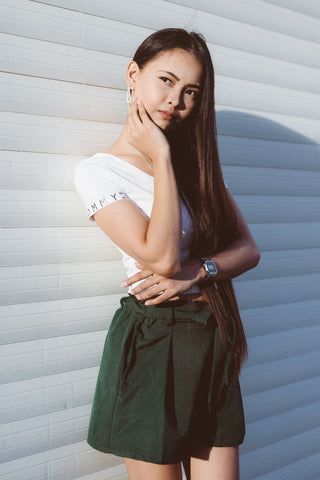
(74, 152, 227, 295)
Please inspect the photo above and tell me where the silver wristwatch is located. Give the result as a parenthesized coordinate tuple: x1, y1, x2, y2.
(201, 257, 218, 288)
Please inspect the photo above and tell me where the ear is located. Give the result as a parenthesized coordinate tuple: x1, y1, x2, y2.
(126, 61, 140, 89)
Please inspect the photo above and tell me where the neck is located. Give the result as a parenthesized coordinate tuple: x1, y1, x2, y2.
(108, 125, 154, 173)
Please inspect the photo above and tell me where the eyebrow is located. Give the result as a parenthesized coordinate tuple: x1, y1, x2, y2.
(157, 70, 201, 88)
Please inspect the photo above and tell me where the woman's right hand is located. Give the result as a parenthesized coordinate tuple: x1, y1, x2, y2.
(126, 97, 171, 163)
(122, 260, 205, 305)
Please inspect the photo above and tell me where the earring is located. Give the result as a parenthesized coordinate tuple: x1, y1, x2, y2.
(126, 82, 133, 103)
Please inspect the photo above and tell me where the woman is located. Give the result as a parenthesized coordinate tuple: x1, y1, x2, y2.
(75, 28, 260, 480)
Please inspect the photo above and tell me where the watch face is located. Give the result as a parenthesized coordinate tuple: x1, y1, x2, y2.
(204, 260, 217, 276)
(207, 263, 216, 274)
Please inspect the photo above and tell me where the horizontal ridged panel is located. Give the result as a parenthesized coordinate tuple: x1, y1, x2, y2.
(0, 330, 106, 383)
(2, 71, 319, 121)
(0, 367, 97, 424)
(241, 350, 320, 394)
(248, 223, 320, 251)
(0, 294, 319, 345)
(243, 401, 320, 453)
(223, 166, 320, 196)
(234, 274, 320, 310)
(1, 111, 319, 159)
(0, 227, 119, 266)
(35, 0, 320, 32)
(242, 249, 320, 280)
(0, 112, 121, 156)
(1, 30, 320, 95)
(0, 150, 320, 196)
(1, 190, 320, 227)
(0, 357, 319, 426)
(216, 76, 320, 120)
(193, 11, 320, 69)
(0, 439, 125, 480)
(1, 262, 320, 305)
(215, 106, 320, 144)
(240, 426, 320, 479)
(244, 376, 320, 423)
(0, 261, 126, 305)
(1, 146, 319, 191)
(168, 0, 320, 43)
(0, 322, 319, 382)
(7, 0, 319, 69)
(1, 1, 319, 479)
(1, 352, 319, 424)
(245, 324, 320, 367)
(0, 294, 122, 345)
(263, 0, 320, 20)
(0, 404, 91, 462)
(0, 32, 128, 89)
(241, 298, 320, 336)
(253, 452, 320, 480)
(2, 223, 320, 266)
(1, 245, 320, 290)
(0, 151, 84, 190)
(0, 0, 151, 57)
(1, 396, 319, 465)
(0, 73, 126, 123)
(218, 137, 320, 170)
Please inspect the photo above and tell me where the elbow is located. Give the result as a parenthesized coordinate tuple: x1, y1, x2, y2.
(153, 259, 181, 277)
(251, 245, 261, 268)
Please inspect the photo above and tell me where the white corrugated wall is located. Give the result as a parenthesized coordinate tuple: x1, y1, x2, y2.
(0, 1, 319, 479)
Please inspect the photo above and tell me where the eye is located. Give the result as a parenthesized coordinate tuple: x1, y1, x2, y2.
(159, 76, 172, 85)
(185, 89, 199, 98)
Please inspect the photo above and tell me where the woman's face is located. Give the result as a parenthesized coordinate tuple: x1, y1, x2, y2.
(127, 48, 203, 132)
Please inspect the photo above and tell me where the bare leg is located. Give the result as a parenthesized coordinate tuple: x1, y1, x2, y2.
(124, 457, 183, 480)
(190, 446, 239, 480)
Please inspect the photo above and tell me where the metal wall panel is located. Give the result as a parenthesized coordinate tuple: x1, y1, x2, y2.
(263, 0, 320, 19)
(168, 0, 320, 43)
(2, 72, 320, 122)
(0, 1, 319, 479)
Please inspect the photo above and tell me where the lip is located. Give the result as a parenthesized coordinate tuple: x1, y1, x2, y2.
(159, 110, 175, 120)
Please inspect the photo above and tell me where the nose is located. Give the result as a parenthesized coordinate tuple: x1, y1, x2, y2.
(168, 89, 185, 109)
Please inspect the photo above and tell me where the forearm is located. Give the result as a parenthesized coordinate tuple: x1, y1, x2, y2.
(144, 152, 181, 276)
(198, 237, 261, 283)
(124, 239, 260, 305)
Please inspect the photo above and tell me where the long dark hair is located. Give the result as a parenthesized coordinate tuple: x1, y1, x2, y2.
(133, 28, 247, 375)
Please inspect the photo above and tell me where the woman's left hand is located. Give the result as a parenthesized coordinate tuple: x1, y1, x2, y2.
(121, 260, 204, 305)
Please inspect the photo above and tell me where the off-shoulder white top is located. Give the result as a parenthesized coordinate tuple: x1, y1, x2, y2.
(74, 152, 228, 295)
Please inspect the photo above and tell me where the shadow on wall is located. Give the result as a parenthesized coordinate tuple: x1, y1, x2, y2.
(215, 107, 320, 334)
(217, 109, 318, 145)
(214, 109, 320, 297)
(212, 111, 320, 476)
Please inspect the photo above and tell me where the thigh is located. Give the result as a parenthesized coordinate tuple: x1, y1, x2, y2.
(190, 446, 239, 480)
(124, 458, 183, 480)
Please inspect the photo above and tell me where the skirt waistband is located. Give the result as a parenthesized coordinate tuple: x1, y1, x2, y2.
(121, 294, 213, 326)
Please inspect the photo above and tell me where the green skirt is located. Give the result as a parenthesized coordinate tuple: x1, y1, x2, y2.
(87, 294, 245, 464)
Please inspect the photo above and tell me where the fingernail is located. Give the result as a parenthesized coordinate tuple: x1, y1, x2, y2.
(137, 98, 141, 104)
(136, 295, 141, 300)
(121, 281, 128, 287)
(145, 301, 150, 306)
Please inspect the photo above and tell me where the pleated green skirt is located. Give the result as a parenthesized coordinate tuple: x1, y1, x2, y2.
(87, 294, 245, 464)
